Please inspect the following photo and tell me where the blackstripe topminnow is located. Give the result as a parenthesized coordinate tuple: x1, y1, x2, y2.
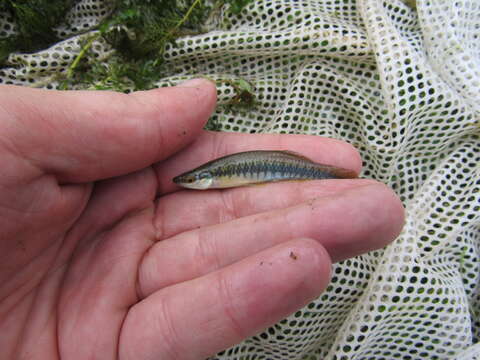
(172, 150, 357, 190)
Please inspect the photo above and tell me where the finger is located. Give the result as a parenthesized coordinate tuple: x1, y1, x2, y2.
(155, 131, 362, 194)
(0, 79, 216, 183)
(120, 238, 331, 360)
(156, 178, 378, 239)
(139, 183, 404, 297)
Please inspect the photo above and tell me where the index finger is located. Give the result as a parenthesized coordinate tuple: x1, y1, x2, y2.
(155, 131, 362, 194)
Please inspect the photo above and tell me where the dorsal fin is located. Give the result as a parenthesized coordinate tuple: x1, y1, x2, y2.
(279, 150, 315, 162)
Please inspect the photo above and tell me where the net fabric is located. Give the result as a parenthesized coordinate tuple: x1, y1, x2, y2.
(1, 0, 479, 359)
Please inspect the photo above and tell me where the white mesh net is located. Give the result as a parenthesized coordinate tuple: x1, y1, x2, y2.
(1, 0, 479, 359)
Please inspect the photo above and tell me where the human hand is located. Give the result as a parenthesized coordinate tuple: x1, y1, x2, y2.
(0, 80, 404, 360)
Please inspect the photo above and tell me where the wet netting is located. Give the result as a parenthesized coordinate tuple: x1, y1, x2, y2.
(1, 1, 480, 359)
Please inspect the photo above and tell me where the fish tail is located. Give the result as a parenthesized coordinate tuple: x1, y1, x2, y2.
(322, 166, 358, 179)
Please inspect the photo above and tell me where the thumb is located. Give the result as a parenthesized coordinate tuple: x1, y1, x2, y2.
(0, 79, 217, 183)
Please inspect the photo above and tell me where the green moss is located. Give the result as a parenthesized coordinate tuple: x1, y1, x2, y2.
(0, 0, 75, 63)
(100, 0, 210, 61)
(57, 0, 253, 91)
(0, 39, 16, 64)
(402, 0, 417, 10)
(226, 0, 254, 14)
(57, 0, 210, 91)
(220, 78, 257, 108)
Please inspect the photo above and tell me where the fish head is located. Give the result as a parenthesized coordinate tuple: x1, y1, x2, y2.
(173, 170, 214, 190)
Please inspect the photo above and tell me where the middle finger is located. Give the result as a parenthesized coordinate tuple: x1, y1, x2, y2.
(154, 178, 377, 239)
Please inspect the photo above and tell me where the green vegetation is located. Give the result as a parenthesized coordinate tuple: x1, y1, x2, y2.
(402, 0, 416, 10)
(221, 78, 257, 109)
(99, 0, 210, 61)
(1, 0, 255, 93)
(0, 0, 75, 63)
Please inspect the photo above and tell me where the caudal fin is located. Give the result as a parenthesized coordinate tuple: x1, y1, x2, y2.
(323, 165, 358, 179)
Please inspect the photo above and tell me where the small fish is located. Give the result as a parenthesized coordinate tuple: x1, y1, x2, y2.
(173, 150, 357, 190)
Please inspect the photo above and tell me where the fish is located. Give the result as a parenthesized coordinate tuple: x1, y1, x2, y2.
(172, 150, 357, 190)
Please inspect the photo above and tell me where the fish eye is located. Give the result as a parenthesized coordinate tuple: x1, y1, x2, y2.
(184, 176, 195, 183)
(198, 172, 211, 180)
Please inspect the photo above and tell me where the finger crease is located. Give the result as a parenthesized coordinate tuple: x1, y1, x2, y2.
(219, 191, 239, 223)
(153, 197, 165, 241)
(216, 271, 246, 340)
(156, 298, 184, 360)
(195, 228, 223, 274)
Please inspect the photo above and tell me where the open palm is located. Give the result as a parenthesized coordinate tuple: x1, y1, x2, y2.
(0, 80, 404, 360)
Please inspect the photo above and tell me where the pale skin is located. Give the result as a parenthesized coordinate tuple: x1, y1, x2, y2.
(0, 79, 405, 360)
